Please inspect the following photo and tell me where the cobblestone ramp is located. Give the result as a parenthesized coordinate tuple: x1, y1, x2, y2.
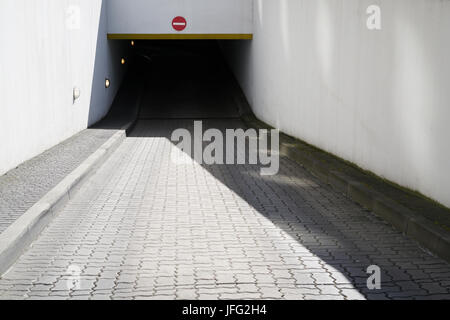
(0, 119, 449, 300)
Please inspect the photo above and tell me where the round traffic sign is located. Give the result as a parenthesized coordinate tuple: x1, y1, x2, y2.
(172, 16, 187, 32)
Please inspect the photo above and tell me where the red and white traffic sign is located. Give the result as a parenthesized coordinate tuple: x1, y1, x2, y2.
(172, 16, 187, 32)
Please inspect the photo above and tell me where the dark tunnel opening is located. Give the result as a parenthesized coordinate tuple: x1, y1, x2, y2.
(125, 40, 248, 121)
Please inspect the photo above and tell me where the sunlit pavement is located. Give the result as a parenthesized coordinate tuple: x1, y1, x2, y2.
(0, 119, 449, 300)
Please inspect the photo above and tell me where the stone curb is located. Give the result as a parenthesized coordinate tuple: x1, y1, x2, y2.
(0, 92, 143, 276)
(242, 115, 450, 264)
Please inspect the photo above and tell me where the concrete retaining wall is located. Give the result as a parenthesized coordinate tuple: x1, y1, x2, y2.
(222, 0, 450, 208)
(0, 0, 128, 176)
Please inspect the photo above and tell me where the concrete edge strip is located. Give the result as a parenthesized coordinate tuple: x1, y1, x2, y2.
(242, 116, 450, 264)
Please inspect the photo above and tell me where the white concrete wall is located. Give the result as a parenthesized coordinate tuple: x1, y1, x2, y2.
(107, 0, 253, 34)
(222, 0, 450, 208)
(0, 0, 128, 175)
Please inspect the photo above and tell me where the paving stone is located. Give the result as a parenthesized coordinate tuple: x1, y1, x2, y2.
(340, 288, 366, 300)
(317, 285, 341, 295)
(259, 287, 284, 299)
(176, 288, 198, 300)
(303, 294, 345, 300)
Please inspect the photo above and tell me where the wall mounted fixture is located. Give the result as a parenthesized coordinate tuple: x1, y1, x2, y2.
(105, 78, 110, 89)
(121, 58, 126, 65)
(131, 40, 135, 46)
(73, 87, 81, 103)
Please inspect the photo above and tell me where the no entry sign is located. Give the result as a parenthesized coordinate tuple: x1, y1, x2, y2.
(172, 16, 187, 31)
